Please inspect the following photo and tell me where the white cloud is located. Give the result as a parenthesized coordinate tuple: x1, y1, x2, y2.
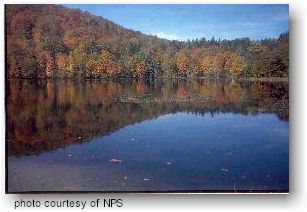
(152, 32, 183, 41)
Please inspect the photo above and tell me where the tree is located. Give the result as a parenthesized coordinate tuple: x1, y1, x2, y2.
(5, 5, 289, 79)
(56, 53, 70, 78)
(224, 53, 246, 77)
(176, 51, 191, 77)
(69, 49, 87, 78)
(199, 56, 214, 77)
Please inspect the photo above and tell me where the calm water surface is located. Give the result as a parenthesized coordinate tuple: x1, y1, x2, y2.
(6, 79, 289, 192)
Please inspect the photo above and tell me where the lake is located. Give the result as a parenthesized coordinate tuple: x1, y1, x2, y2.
(6, 79, 289, 192)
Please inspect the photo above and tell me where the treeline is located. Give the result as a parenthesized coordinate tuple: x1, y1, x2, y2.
(5, 5, 289, 79)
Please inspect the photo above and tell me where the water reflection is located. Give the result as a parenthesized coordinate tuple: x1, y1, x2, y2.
(6, 79, 288, 157)
(8, 112, 289, 192)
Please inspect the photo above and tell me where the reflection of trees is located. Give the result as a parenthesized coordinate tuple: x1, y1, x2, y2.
(6, 79, 288, 157)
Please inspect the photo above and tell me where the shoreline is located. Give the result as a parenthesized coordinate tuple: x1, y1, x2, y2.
(6, 77, 289, 82)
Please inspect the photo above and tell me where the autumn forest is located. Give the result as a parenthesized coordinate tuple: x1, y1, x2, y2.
(5, 4, 289, 80)
(6, 4, 290, 193)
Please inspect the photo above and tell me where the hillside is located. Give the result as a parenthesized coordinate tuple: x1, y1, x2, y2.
(5, 4, 289, 79)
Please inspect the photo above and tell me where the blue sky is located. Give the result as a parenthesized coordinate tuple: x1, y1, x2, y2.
(63, 4, 289, 41)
